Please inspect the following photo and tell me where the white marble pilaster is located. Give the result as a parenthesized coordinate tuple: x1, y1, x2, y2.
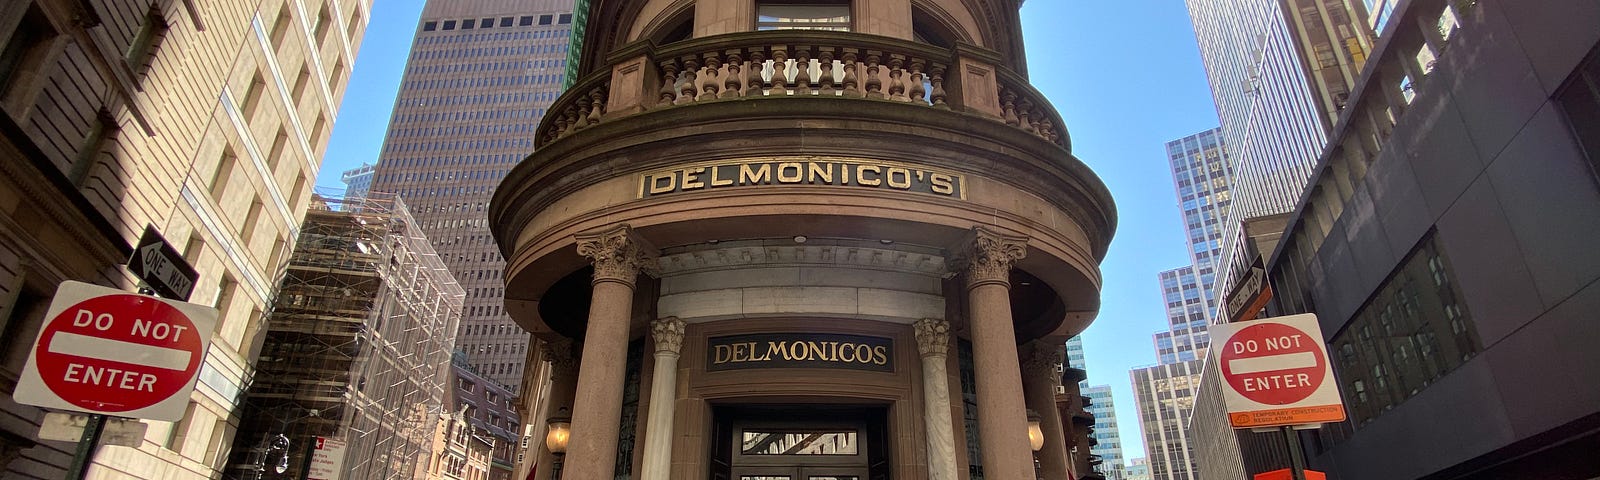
(914, 318, 960, 480)
(638, 317, 686, 480)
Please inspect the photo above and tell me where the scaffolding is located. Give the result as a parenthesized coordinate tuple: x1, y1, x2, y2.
(225, 193, 465, 480)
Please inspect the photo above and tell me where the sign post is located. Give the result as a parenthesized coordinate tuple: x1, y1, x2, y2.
(1209, 314, 1345, 480)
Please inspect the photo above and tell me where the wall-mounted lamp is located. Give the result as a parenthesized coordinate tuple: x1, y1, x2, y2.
(546, 407, 571, 480)
(1026, 409, 1045, 452)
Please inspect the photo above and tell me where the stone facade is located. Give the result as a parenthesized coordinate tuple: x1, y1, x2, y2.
(0, 0, 366, 478)
(490, 1, 1116, 479)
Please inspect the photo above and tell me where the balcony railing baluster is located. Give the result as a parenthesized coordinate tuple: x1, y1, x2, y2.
(533, 32, 1070, 150)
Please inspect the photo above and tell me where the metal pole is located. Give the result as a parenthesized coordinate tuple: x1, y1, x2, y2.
(64, 414, 106, 479)
(1283, 426, 1309, 480)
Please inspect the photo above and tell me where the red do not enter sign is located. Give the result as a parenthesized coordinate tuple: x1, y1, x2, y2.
(1219, 322, 1327, 405)
(15, 282, 217, 421)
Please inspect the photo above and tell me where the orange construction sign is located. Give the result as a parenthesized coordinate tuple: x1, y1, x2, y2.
(1255, 468, 1326, 480)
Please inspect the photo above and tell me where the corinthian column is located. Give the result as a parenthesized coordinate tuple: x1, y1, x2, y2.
(639, 317, 686, 480)
(534, 338, 580, 480)
(913, 318, 960, 480)
(1022, 341, 1071, 480)
(564, 225, 658, 480)
(947, 227, 1033, 479)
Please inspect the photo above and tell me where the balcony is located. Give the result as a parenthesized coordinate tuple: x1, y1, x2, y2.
(536, 30, 1069, 151)
(494, 30, 1116, 340)
(1088, 454, 1104, 466)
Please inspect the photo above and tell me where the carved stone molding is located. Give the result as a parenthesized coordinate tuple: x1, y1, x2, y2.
(656, 244, 948, 278)
(575, 225, 659, 286)
(947, 227, 1027, 288)
(651, 317, 687, 356)
(1020, 340, 1064, 385)
(542, 337, 580, 378)
(913, 318, 951, 358)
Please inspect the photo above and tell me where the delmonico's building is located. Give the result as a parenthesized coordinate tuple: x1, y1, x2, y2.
(489, 1, 1116, 479)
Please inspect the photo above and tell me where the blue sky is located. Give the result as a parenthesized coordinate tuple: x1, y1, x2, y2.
(317, 0, 1222, 465)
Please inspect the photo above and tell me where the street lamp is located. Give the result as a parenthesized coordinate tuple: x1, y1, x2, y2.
(545, 408, 571, 480)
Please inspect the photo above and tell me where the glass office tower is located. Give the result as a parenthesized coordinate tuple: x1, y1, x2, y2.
(370, 0, 575, 389)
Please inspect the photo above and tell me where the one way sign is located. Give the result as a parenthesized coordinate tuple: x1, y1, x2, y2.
(127, 226, 199, 301)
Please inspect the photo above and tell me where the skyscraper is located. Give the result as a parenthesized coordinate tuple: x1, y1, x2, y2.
(341, 163, 376, 201)
(1083, 384, 1128, 480)
(1200, 1, 1600, 478)
(369, 0, 575, 389)
(1131, 360, 1204, 480)
(1164, 128, 1232, 305)
(0, 0, 367, 477)
(1130, 127, 1236, 480)
(1183, 0, 1372, 311)
(1066, 335, 1088, 388)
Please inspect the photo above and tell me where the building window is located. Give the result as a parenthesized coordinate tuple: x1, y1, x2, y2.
(1557, 43, 1600, 181)
(758, 3, 851, 31)
(423, 21, 437, 31)
(125, 6, 167, 80)
(558, 13, 572, 25)
(1329, 234, 1480, 426)
(0, 5, 59, 104)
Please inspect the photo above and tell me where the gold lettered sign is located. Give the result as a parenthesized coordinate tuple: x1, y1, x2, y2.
(706, 333, 894, 373)
(638, 158, 966, 200)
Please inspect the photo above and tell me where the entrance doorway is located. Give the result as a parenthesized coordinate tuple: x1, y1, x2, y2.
(712, 405, 890, 480)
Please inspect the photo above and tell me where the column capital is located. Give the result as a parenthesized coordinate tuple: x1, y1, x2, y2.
(543, 337, 580, 379)
(947, 227, 1028, 288)
(651, 317, 687, 356)
(576, 225, 659, 286)
(913, 318, 951, 358)
(1020, 340, 1064, 386)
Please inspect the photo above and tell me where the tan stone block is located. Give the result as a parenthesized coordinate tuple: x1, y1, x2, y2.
(658, 289, 744, 319)
(740, 286, 858, 315)
(662, 267, 801, 294)
(857, 288, 945, 320)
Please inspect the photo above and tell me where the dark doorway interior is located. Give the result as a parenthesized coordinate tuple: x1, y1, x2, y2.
(711, 404, 891, 480)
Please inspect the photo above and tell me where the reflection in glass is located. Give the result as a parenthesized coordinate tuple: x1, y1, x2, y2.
(741, 431, 858, 455)
(740, 477, 791, 480)
(756, 4, 851, 31)
(809, 477, 859, 480)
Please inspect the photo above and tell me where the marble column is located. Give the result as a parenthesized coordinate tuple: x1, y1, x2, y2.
(914, 318, 961, 480)
(1022, 341, 1071, 480)
(639, 317, 686, 480)
(565, 225, 657, 480)
(535, 338, 580, 480)
(948, 227, 1033, 480)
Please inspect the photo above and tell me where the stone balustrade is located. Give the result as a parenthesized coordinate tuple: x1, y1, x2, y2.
(535, 31, 1069, 149)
